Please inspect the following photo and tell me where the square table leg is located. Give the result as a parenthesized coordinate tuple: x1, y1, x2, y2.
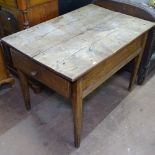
(128, 53, 143, 91)
(18, 70, 31, 110)
(128, 33, 148, 91)
(71, 80, 83, 148)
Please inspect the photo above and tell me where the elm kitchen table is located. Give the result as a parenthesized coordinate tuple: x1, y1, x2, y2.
(1, 4, 154, 147)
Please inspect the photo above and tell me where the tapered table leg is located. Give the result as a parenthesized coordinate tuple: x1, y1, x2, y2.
(128, 53, 143, 91)
(71, 80, 83, 148)
(128, 33, 148, 91)
(18, 70, 31, 110)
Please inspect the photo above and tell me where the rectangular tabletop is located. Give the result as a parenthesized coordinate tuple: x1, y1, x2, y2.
(2, 4, 154, 81)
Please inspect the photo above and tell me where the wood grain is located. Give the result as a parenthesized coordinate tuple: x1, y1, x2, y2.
(2, 4, 154, 81)
(128, 32, 148, 91)
(27, 0, 56, 7)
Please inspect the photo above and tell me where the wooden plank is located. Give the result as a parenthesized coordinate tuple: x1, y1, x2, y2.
(2, 5, 153, 57)
(11, 49, 71, 98)
(2, 4, 155, 81)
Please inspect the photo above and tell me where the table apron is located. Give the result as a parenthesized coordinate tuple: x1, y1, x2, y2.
(82, 33, 146, 98)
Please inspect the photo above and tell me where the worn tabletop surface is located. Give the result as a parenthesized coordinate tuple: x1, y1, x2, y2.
(2, 4, 154, 81)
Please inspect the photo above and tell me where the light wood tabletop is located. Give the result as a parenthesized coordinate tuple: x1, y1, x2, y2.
(2, 4, 154, 81)
(1, 4, 154, 147)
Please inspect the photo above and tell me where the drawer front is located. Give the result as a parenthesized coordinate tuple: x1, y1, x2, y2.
(11, 49, 71, 98)
(28, 0, 57, 7)
(0, 0, 17, 8)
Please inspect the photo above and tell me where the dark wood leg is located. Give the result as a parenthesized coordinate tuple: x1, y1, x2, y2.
(71, 80, 83, 148)
(128, 53, 143, 91)
(18, 70, 31, 110)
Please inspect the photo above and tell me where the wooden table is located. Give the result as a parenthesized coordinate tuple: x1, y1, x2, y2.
(1, 4, 154, 147)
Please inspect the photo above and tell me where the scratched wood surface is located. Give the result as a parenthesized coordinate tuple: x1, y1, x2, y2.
(2, 4, 154, 81)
